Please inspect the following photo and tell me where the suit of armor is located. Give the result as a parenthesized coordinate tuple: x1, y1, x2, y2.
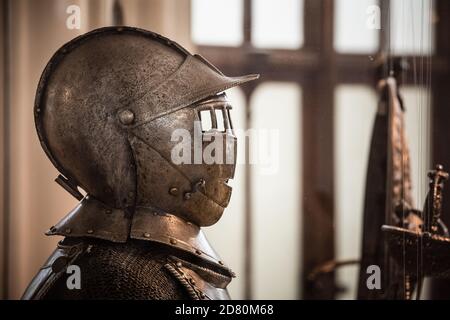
(22, 27, 258, 300)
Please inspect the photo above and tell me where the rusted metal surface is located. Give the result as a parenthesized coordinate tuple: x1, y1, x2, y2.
(358, 75, 417, 300)
(384, 165, 450, 282)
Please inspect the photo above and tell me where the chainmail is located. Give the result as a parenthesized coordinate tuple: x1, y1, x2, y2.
(43, 239, 190, 300)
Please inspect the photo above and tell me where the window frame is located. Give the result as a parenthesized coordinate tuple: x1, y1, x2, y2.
(194, 0, 450, 299)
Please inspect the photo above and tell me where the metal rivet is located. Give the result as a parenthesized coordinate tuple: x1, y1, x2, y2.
(143, 232, 150, 238)
(118, 109, 135, 125)
(153, 212, 158, 216)
(65, 228, 72, 234)
(195, 249, 202, 255)
(87, 229, 94, 234)
(169, 187, 179, 196)
(184, 192, 192, 200)
(105, 209, 112, 214)
(170, 238, 178, 245)
(176, 262, 183, 268)
(36, 108, 41, 113)
(195, 179, 206, 190)
(200, 293, 206, 299)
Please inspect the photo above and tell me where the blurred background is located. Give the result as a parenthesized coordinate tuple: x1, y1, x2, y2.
(1, 0, 450, 300)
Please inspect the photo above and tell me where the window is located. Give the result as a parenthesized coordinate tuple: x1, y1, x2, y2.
(192, 0, 439, 300)
(252, 0, 304, 49)
(390, 0, 435, 55)
(334, 0, 379, 53)
(191, 0, 244, 46)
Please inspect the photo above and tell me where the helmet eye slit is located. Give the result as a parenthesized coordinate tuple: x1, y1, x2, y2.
(215, 109, 225, 132)
(199, 110, 212, 131)
(198, 106, 229, 133)
(226, 108, 234, 131)
(210, 107, 218, 130)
